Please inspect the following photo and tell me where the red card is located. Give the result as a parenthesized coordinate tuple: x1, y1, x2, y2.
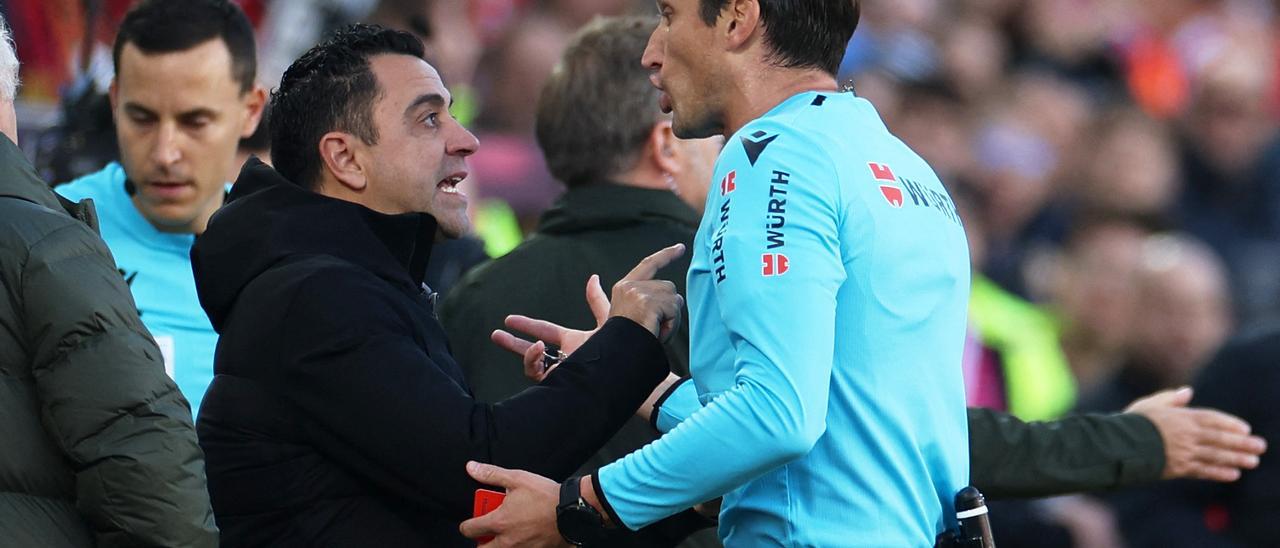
(473, 489, 506, 544)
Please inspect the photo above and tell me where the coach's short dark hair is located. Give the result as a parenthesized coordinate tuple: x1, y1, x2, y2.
(113, 0, 257, 93)
(698, 0, 860, 75)
(536, 16, 661, 188)
(268, 24, 425, 189)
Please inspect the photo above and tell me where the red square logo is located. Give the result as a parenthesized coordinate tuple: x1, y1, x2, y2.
(761, 253, 789, 276)
(720, 170, 737, 196)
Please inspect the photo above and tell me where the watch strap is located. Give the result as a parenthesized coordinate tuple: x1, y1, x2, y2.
(560, 476, 583, 509)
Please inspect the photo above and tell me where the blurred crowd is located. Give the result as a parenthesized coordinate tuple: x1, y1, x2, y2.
(8, 0, 1280, 546)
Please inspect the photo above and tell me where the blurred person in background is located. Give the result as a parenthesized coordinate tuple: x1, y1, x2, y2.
(0, 14, 217, 547)
(1078, 232, 1233, 413)
(968, 103, 1062, 298)
(467, 13, 571, 236)
(1176, 47, 1280, 326)
(979, 72, 1094, 301)
(52, 0, 267, 415)
(838, 0, 943, 85)
(1048, 216, 1152, 393)
(937, 14, 1009, 103)
(1076, 106, 1181, 220)
(1010, 72, 1093, 179)
(1011, 0, 1127, 96)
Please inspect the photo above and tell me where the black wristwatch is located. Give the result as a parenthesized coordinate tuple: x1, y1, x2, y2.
(556, 476, 607, 546)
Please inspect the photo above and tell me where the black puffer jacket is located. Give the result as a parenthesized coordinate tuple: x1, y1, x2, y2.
(0, 136, 217, 547)
(193, 159, 670, 547)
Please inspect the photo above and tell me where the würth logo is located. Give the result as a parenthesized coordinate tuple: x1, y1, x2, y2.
(869, 162, 895, 182)
(761, 253, 789, 276)
(720, 170, 737, 196)
(880, 186, 904, 208)
(868, 162, 904, 208)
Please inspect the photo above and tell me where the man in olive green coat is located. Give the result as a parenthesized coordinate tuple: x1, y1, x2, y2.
(0, 18, 217, 547)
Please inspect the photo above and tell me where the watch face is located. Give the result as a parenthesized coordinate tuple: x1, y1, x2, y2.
(557, 503, 604, 544)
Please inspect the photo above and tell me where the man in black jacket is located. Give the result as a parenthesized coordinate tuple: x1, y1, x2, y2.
(191, 24, 683, 546)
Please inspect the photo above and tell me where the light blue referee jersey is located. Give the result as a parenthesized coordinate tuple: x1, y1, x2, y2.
(56, 163, 218, 416)
(597, 91, 971, 546)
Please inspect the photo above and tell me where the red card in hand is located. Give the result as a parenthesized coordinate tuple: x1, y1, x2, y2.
(473, 489, 506, 544)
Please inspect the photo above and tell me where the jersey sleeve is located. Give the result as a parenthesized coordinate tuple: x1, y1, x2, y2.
(597, 123, 847, 529)
(652, 378, 700, 433)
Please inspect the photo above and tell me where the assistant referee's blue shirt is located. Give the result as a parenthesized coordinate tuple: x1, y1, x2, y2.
(56, 163, 218, 416)
(597, 91, 971, 546)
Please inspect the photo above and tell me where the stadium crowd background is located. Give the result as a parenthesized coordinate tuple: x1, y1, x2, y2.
(7, 0, 1279, 546)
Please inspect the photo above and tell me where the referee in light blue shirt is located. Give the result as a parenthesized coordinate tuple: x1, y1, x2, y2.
(55, 0, 267, 415)
(596, 88, 971, 546)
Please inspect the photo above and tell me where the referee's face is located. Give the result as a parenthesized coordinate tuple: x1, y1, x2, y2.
(643, 0, 726, 139)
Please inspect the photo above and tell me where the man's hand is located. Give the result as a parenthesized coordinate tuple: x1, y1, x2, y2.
(493, 274, 612, 382)
(459, 461, 568, 547)
(608, 243, 685, 341)
(1125, 387, 1267, 481)
(490, 244, 687, 380)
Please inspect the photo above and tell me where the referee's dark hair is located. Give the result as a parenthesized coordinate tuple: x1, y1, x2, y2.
(696, 0, 860, 76)
(267, 24, 424, 189)
(536, 15, 662, 188)
(113, 0, 257, 94)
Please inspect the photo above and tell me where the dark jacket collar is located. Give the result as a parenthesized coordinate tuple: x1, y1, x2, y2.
(192, 158, 438, 331)
(0, 136, 99, 231)
(536, 182, 699, 236)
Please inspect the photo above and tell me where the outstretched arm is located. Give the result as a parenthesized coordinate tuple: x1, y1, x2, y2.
(970, 387, 1265, 499)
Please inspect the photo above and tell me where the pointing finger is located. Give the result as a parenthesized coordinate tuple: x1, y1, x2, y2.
(622, 243, 685, 283)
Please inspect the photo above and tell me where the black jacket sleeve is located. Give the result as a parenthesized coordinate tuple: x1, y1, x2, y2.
(23, 216, 218, 547)
(968, 407, 1165, 499)
(276, 266, 670, 521)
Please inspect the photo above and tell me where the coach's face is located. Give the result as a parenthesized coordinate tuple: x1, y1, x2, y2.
(363, 54, 479, 237)
(642, 0, 728, 139)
